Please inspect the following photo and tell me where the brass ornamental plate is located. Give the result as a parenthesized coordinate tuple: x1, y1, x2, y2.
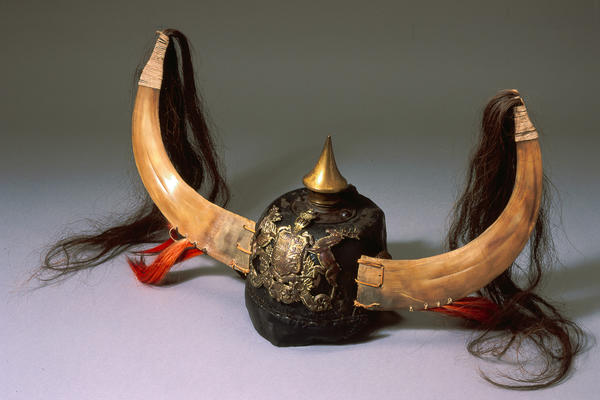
(249, 206, 359, 312)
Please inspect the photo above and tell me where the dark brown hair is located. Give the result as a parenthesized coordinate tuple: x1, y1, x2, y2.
(447, 90, 584, 389)
(35, 30, 229, 283)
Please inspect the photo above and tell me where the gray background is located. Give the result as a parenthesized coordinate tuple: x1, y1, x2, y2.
(1, 1, 599, 399)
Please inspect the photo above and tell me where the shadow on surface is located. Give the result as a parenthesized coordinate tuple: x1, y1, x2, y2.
(541, 258, 600, 319)
(161, 262, 242, 286)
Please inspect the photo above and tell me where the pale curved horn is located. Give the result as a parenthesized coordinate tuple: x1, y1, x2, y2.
(132, 32, 255, 273)
(355, 104, 542, 311)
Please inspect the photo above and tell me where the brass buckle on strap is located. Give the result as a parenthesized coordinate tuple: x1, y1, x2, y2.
(355, 260, 384, 288)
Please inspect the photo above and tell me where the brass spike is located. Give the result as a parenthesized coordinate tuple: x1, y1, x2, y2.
(303, 136, 348, 193)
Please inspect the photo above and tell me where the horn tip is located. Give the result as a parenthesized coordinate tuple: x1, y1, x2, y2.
(138, 31, 170, 89)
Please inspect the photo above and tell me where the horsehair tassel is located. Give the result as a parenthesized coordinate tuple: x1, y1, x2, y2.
(428, 296, 499, 323)
(128, 238, 203, 284)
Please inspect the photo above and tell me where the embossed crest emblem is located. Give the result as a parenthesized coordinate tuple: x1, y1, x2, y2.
(272, 228, 309, 276)
(249, 206, 359, 312)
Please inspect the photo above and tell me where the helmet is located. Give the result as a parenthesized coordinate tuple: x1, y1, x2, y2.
(246, 137, 389, 345)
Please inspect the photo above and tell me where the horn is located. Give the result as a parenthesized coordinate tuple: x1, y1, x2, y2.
(132, 32, 255, 274)
(354, 101, 542, 311)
